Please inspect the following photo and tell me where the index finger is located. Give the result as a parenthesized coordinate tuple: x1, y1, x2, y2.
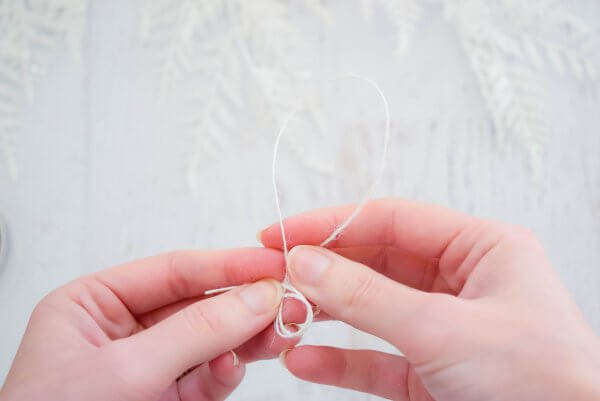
(259, 198, 471, 259)
(93, 248, 285, 315)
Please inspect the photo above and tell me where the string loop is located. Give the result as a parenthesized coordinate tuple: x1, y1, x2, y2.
(273, 73, 391, 338)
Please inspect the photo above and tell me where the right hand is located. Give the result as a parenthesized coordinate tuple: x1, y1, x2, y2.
(259, 198, 600, 401)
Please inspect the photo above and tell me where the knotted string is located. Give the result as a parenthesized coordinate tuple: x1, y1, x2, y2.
(272, 73, 390, 338)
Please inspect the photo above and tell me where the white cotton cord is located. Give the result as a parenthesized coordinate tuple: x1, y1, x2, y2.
(272, 73, 391, 338)
(274, 281, 314, 337)
(204, 285, 236, 295)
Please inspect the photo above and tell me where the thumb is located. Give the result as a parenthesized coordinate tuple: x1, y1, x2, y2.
(107, 279, 283, 389)
(287, 246, 461, 362)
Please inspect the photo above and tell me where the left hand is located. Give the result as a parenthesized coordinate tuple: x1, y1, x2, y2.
(0, 248, 300, 401)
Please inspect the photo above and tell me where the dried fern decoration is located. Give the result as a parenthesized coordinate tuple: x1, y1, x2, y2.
(373, 0, 598, 174)
(0, 0, 87, 180)
(142, 0, 599, 181)
(445, 0, 598, 175)
(362, 0, 422, 56)
(140, 0, 332, 190)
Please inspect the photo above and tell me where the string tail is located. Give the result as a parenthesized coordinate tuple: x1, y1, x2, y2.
(204, 286, 237, 295)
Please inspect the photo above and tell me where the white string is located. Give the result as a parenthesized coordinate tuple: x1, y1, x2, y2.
(273, 73, 391, 338)
(204, 285, 236, 295)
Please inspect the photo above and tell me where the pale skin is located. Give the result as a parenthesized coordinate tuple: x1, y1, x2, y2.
(2, 199, 600, 400)
(261, 199, 600, 400)
(0, 249, 302, 401)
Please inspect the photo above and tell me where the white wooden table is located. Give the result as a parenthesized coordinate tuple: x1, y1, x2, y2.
(1, 2, 599, 399)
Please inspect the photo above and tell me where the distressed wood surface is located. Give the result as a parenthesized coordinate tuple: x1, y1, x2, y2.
(1, 2, 599, 399)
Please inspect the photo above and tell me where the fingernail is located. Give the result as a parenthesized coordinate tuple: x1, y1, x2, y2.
(230, 350, 240, 367)
(256, 229, 264, 243)
(239, 279, 283, 314)
(279, 349, 291, 368)
(285, 323, 301, 333)
(288, 246, 330, 285)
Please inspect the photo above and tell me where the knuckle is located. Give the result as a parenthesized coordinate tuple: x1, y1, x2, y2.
(222, 255, 244, 286)
(344, 271, 377, 310)
(483, 221, 539, 245)
(508, 225, 539, 244)
(379, 208, 398, 246)
(30, 289, 63, 320)
(364, 357, 381, 393)
(182, 302, 222, 337)
(30, 298, 50, 321)
(499, 224, 544, 255)
(372, 246, 391, 277)
(334, 351, 350, 387)
(505, 226, 545, 261)
(165, 251, 192, 299)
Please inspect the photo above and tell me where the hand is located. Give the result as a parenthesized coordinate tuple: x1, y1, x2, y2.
(0, 248, 301, 401)
(260, 199, 600, 401)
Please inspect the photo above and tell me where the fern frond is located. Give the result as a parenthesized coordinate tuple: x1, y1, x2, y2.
(0, 95, 18, 180)
(141, 0, 225, 93)
(0, 0, 87, 180)
(461, 35, 547, 176)
(142, 0, 331, 190)
(366, 0, 423, 56)
(443, 0, 599, 177)
(484, 0, 599, 81)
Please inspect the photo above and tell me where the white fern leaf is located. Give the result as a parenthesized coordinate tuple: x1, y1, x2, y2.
(545, 44, 566, 75)
(444, 0, 599, 177)
(521, 37, 544, 69)
(0, 0, 87, 180)
(141, 0, 331, 190)
(374, 0, 423, 56)
(566, 51, 585, 81)
(460, 26, 547, 175)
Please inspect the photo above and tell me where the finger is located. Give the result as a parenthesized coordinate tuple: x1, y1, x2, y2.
(132, 246, 422, 332)
(107, 279, 283, 390)
(333, 246, 441, 292)
(158, 351, 244, 401)
(140, 295, 305, 363)
(94, 248, 285, 314)
(140, 296, 309, 326)
(282, 346, 430, 401)
(287, 246, 462, 362)
(138, 296, 205, 328)
(178, 352, 245, 401)
(233, 297, 305, 362)
(139, 283, 315, 329)
(259, 198, 470, 259)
